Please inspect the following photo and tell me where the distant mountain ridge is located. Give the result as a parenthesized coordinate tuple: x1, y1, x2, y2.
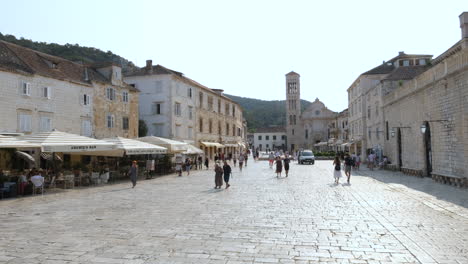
(225, 94, 311, 132)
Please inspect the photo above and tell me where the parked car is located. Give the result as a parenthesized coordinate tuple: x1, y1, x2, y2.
(298, 150, 315, 164)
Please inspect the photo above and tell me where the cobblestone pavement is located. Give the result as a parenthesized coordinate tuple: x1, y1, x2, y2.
(1, 160, 467, 264)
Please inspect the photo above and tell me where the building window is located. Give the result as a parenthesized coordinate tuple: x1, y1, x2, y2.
(81, 119, 92, 137)
(122, 91, 129, 103)
(232, 126, 235, 136)
(188, 106, 193, 120)
(368, 128, 372, 139)
(386, 121, 389, 140)
(266, 144, 269, 148)
(39, 116, 52, 132)
(208, 96, 213, 111)
(174, 102, 181, 116)
(188, 87, 192, 98)
(305, 129, 308, 139)
(292, 129, 295, 135)
(21, 82, 31, 96)
(258, 135, 262, 140)
(273, 135, 276, 140)
(154, 123, 164, 136)
(403, 60, 410, 66)
(199, 118, 203, 132)
(106, 87, 116, 101)
(153, 103, 162, 115)
(218, 121, 222, 135)
(293, 115, 296, 125)
(419, 59, 426, 65)
(281, 135, 286, 140)
(375, 103, 379, 116)
(225, 103, 230, 115)
(122, 117, 129, 130)
(106, 114, 114, 128)
(266, 135, 269, 140)
(175, 124, 181, 138)
(238, 128, 241, 136)
(18, 112, 32, 132)
(188, 127, 193, 138)
(232, 105, 236, 117)
(82, 94, 91, 106)
(376, 127, 380, 140)
(209, 119, 213, 133)
(155, 81, 163, 93)
(259, 144, 262, 150)
(367, 106, 371, 119)
(218, 100, 221, 113)
(42, 87, 51, 99)
(199, 92, 203, 108)
(226, 124, 229, 135)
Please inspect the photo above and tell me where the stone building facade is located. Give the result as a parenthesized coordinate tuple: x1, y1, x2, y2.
(252, 127, 286, 151)
(124, 61, 245, 159)
(0, 41, 139, 139)
(285, 72, 337, 151)
(383, 12, 468, 181)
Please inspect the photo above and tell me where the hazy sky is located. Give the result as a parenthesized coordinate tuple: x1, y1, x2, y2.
(1, 0, 466, 112)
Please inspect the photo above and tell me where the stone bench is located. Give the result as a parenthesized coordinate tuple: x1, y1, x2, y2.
(400, 167, 424, 177)
(431, 172, 467, 188)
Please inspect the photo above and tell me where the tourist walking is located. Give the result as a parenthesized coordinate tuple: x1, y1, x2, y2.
(283, 154, 290, 177)
(333, 156, 342, 184)
(238, 153, 244, 171)
(233, 153, 237, 167)
(214, 162, 223, 189)
(244, 152, 248, 167)
(204, 157, 209, 170)
(197, 156, 203, 170)
(355, 154, 361, 170)
(185, 158, 191, 176)
(275, 156, 283, 178)
(344, 154, 353, 183)
(268, 152, 275, 168)
(129, 161, 138, 188)
(368, 152, 375, 171)
(223, 160, 232, 189)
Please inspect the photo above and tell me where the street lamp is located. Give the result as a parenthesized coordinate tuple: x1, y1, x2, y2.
(420, 123, 427, 134)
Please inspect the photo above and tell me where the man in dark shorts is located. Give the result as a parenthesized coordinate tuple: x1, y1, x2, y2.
(283, 155, 291, 177)
(344, 153, 353, 183)
(223, 160, 232, 189)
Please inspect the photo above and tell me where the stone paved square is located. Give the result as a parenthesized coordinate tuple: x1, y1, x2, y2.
(1, 160, 467, 264)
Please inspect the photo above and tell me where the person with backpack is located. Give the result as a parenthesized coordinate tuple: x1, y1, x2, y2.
(333, 156, 342, 184)
(223, 160, 232, 189)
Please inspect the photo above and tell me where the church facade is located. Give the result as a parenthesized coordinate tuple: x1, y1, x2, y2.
(285, 71, 337, 152)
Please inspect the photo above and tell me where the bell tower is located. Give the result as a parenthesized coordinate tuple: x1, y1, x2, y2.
(285, 71, 301, 152)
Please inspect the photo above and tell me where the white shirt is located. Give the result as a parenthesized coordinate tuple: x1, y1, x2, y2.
(30, 175, 44, 187)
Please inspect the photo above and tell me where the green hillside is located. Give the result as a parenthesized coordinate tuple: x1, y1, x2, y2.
(225, 94, 311, 132)
(0, 33, 136, 69)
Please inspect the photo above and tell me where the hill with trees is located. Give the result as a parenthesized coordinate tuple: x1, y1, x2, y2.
(0, 33, 136, 69)
(225, 94, 311, 132)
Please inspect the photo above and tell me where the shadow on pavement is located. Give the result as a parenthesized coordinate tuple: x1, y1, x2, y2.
(354, 168, 468, 209)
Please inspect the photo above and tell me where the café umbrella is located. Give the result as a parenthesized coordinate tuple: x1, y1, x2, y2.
(18, 131, 122, 156)
(137, 136, 188, 153)
(101, 137, 167, 155)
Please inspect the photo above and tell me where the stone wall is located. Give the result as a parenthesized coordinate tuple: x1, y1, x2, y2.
(0, 71, 93, 135)
(383, 41, 468, 178)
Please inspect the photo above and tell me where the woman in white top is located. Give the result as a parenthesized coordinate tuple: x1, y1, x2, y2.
(332, 156, 342, 184)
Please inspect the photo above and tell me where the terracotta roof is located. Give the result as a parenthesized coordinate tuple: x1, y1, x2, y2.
(125, 64, 240, 106)
(286, 71, 300, 76)
(383, 65, 429, 81)
(0, 40, 138, 93)
(363, 63, 395, 75)
(254, 127, 286, 133)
